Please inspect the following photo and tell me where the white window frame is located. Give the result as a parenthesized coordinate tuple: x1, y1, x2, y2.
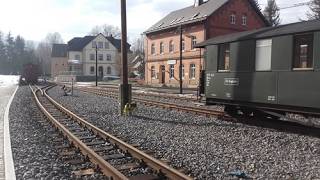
(191, 36, 197, 50)
(106, 54, 112, 61)
(230, 14, 236, 25)
(105, 42, 110, 49)
(182, 39, 185, 51)
(98, 41, 104, 48)
(151, 44, 155, 55)
(182, 64, 185, 79)
(242, 15, 247, 26)
(98, 54, 103, 61)
(170, 65, 175, 79)
(92, 41, 96, 48)
(90, 66, 95, 74)
(169, 40, 174, 53)
(190, 64, 196, 79)
(255, 39, 272, 71)
(90, 54, 95, 61)
(160, 42, 164, 54)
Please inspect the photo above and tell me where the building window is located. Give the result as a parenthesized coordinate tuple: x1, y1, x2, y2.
(90, 66, 94, 74)
(190, 64, 196, 79)
(242, 15, 247, 26)
(169, 40, 174, 52)
(151, 66, 156, 79)
(293, 34, 314, 69)
(92, 41, 97, 48)
(75, 54, 80, 60)
(218, 44, 230, 71)
(151, 44, 155, 55)
(256, 39, 272, 71)
(160, 42, 164, 54)
(105, 42, 110, 49)
(230, 14, 236, 25)
(98, 42, 104, 48)
(106, 54, 111, 61)
(90, 54, 95, 61)
(182, 64, 185, 79)
(107, 66, 112, 74)
(169, 65, 174, 79)
(98, 54, 103, 61)
(191, 36, 197, 50)
(182, 39, 185, 51)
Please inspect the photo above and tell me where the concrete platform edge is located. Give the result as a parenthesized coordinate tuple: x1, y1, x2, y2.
(4, 86, 18, 180)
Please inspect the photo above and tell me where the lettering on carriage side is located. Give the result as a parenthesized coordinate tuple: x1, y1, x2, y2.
(206, 73, 215, 87)
(226, 93, 232, 98)
(267, 96, 276, 101)
(224, 78, 239, 86)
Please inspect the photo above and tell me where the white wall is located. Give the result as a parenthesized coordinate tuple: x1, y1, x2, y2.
(82, 34, 120, 76)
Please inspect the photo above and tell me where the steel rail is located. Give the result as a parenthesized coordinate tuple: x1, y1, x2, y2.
(38, 85, 193, 180)
(31, 85, 128, 180)
(79, 86, 198, 102)
(78, 87, 225, 118)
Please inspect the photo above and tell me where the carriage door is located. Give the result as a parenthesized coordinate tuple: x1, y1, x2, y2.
(160, 65, 165, 84)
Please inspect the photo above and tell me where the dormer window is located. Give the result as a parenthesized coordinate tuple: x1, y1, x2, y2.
(230, 14, 236, 25)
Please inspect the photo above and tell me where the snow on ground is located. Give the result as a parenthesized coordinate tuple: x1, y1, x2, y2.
(0, 75, 20, 87)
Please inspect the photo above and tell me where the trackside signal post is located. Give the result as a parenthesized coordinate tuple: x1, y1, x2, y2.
(119, 0, 132, 115)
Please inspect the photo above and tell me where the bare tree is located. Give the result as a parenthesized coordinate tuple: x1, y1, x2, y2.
(263, 0, 281, 26)
(36, 32, 64, 76)
(307, 0, 320, 20)
(89, 24, 121, 38)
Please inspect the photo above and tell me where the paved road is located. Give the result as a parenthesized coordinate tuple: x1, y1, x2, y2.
(0, 75, 19, 180)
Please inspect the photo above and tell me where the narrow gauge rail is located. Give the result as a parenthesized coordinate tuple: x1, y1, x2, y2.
(76, 86, 226, 118)
(72, 85, 320, 137)
(62, 83, 199, 102)
(31, 85, 193, 180)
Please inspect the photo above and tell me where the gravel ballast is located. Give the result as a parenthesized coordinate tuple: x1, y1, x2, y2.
(47, 86, 320, 179)
(9, 86, 73, 179)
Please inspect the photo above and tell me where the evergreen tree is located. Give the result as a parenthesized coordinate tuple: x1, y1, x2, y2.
(307, 0, 320, 20)
(0, 32, 6, 73)
(263, 0, 281, 26)
(5, 32, 15, 74)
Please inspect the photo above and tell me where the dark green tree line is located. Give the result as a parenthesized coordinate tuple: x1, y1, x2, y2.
(0, 31, 39, 75)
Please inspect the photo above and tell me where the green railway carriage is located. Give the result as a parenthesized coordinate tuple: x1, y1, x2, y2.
(196, 20, 320, 115)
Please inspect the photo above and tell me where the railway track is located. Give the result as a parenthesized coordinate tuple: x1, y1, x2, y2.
(31, 85, 193, 180)
(75, 86, 226, 119)
(67, 85, 320, 137)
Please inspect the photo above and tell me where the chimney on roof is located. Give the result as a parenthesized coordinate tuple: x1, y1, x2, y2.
(194, 0, 204, 7)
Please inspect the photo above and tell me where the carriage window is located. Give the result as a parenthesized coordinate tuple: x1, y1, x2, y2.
(293, 34, 314, 69)
(218, 44, 230, 71)
(256, 39, 272, 71)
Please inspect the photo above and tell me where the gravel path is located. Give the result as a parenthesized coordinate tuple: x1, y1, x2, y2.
(48, 86, 320, 179)
(9, 86, 73, 179)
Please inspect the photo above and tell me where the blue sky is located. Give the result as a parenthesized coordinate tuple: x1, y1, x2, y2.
(0, 0, 310, 43)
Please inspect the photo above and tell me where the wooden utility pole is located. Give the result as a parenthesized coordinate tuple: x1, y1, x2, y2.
(119, 0, 131, 115)
(95, 45, 98, 86)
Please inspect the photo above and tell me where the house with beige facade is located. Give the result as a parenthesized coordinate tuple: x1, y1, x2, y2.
(51, 33, 130, 81)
